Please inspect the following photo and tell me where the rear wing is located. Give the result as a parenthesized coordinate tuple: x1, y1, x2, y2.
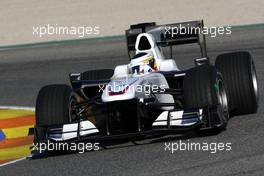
(125, 20, 207, 58)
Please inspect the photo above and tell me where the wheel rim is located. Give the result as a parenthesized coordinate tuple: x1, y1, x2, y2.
(251, 60, 259, 103)
(217, 78, 229, 116)
(68, 94, 77, 122)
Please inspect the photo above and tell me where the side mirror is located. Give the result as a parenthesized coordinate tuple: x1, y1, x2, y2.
(112, 65, 129, 78)
(194, 57, 209, 66)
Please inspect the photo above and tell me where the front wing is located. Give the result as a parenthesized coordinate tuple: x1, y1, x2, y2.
(45, 105, 224, 142)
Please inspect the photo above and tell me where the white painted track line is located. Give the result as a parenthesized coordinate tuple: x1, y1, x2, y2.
(0, 157, 27, 167)
(0, 106, 35, 111)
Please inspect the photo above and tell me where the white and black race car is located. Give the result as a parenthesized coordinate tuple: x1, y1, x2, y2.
(34, 20, 258, 143)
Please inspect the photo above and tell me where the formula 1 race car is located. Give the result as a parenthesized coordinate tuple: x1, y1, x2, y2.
(34, 20, 259, 144)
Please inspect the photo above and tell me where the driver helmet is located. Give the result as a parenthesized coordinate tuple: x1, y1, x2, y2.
(129, 52, 157, 74)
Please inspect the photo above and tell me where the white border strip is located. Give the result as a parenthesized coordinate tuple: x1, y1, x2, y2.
(0, 157, 27, 167)
(0, 106, 35, 111)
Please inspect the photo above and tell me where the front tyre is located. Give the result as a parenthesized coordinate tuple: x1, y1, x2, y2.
(35, 84, 74, 143)
(183, 65, 229, 131)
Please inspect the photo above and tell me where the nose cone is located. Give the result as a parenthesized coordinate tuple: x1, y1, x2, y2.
(101, 77, 139, 102)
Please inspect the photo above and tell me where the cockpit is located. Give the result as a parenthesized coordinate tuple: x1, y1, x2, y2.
(129, 52, 158, 74)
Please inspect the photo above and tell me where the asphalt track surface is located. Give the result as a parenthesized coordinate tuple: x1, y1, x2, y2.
(0, 27, 264, 176)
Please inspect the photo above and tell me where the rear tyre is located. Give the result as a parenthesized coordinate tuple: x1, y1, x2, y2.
(215, 51, 258, 115)
(183, 64, 229, 131)
(35, 84, 74, 143)
(81, 69, 114, 80)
